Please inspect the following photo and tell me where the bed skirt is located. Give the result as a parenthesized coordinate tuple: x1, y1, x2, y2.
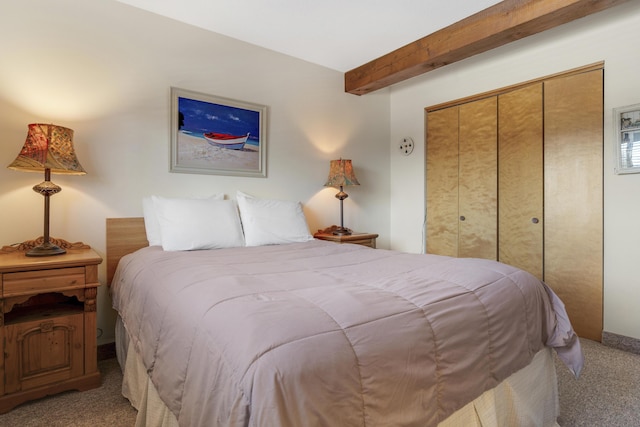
(116, 317, 559, 427)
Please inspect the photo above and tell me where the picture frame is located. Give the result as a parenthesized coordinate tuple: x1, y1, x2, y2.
(170, 87, 267, 177)
(613, 103, 640, 174)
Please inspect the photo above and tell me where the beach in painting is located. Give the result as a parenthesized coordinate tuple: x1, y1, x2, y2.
(177, 131, 259, 171)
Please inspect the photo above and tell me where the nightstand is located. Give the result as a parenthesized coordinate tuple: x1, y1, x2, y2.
(0, 243, 102, 413)
(314, 227, 378, 248)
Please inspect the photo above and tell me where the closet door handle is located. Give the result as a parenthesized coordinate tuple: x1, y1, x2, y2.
(531, 217, 539, 224)
(460, 216, 466, 221)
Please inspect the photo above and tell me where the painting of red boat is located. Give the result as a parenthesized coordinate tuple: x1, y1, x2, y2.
(203, 132, 250, 150)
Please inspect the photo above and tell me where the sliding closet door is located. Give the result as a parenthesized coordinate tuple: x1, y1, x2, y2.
(544, 70, 603, 341)
(458, 97, 498, 259)
(426, 106, 459, 257)
(498, 84, 544, 279)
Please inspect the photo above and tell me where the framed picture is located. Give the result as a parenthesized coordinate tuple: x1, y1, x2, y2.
(614, 103, 640, 174)
(170, 87, 267, 177)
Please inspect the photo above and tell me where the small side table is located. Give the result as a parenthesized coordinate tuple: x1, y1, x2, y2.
(314, 227, 378, 248)
(0, 242, 102, 413)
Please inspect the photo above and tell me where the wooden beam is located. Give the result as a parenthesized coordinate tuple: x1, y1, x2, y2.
(345, 0, 628, 95)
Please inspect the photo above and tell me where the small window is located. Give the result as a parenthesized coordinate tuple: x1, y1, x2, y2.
(614, 103, 640, 174)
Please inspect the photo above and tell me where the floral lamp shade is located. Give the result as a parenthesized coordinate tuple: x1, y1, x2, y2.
(8, 124, 86, 175)
(324, 158, 360, 188)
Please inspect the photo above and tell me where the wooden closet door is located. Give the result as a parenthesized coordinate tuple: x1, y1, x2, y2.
(498, 84, 544, 279)
(426, 106, 459, 257)
(544, 70, 603, 341)
(458, 97, 498, 259)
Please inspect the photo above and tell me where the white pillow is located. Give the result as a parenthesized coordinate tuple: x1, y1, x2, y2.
(236, 191, 313, 246)
(151, 196, 244, 251)
(142, 194, 223, 246)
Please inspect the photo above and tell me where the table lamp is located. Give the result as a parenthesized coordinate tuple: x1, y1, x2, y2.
(324, 158, 360, 235)
(7, 124, 86, 257)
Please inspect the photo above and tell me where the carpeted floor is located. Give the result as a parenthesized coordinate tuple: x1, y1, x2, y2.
(0, 358, 137, 427)
(0, 338, 637, 426)
(555, 338, 640, 426)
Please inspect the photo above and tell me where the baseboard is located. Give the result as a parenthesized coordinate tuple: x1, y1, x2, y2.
(602, 331, 640, 355)
(97, 342, 116, 361)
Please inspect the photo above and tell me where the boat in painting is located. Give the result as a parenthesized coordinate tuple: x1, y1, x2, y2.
(203, 132, 250, 150)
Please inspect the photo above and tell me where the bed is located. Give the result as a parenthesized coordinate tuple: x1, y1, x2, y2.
(106, 194, 583, 427)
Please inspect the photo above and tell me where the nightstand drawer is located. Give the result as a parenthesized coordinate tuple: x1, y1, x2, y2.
(3, 267, 86, 297)
(313, 230, 378, 248)
(344, 238, 376, 248)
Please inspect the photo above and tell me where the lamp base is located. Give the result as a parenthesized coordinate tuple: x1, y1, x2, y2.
(331, 226, 352, 236)
(0, 237, 91, 255)
(26, 242, 67, 257)
(320, 225, 353, 236)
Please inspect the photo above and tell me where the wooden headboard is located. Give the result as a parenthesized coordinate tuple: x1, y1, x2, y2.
(106, 217, 149, 285)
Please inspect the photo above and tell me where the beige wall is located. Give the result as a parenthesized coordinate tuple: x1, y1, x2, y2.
(0, 0, 391, 344)
(389, 2, 640, 340)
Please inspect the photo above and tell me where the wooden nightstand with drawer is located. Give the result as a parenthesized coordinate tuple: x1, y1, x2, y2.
(0, 244, 102, 413)
(314, 227, 378, 248)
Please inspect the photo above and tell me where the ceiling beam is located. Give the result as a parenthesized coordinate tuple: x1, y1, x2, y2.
(345, 0, 628, 95)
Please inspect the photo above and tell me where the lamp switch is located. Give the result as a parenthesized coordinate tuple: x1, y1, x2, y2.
(399, 137, 414, 156)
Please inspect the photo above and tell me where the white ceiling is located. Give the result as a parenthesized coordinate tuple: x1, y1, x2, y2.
(115, 0, 502, 72)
